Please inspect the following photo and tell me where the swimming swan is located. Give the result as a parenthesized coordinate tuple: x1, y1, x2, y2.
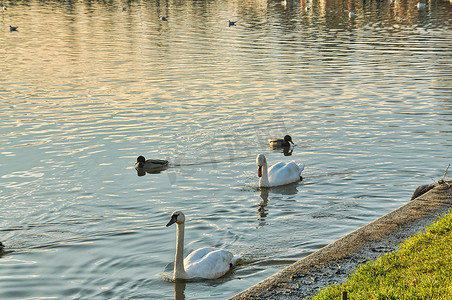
(166, 211, 240, 280)
(135, 156, 168, 170)
(256, 153, 304, 188)
(268, 135, 294, 148)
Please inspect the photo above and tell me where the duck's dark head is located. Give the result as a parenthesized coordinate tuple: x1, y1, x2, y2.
(136, 156, 146, 168)
(283, 135, 294, 144)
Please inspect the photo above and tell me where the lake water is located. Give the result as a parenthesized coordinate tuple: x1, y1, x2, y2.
(1, 0, 451, 298)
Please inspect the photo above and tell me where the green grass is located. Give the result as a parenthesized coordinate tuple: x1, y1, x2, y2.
(312, 211, 452, 300)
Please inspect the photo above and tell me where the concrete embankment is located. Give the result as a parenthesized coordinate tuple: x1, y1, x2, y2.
(229, 179, 452, 299)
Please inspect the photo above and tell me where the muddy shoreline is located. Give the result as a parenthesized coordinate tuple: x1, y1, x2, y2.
(229, 180, 452, 299)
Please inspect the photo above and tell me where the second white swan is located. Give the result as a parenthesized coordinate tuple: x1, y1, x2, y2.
(166, 211, 241, 280)
(256, 153, 305, 188)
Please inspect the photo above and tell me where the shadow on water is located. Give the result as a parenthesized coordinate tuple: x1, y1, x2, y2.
(257, 182, 302, 228)
(136, 166, 168, 177)
(270, 145, 294, 156)
(161, 266, 242, 300)
(174, 279, 186, 300)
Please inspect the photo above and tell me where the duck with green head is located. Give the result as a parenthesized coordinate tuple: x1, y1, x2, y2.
(268, 135, 294, 148)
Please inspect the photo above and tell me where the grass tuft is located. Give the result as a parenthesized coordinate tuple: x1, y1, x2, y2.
(311, 210, 452, 300)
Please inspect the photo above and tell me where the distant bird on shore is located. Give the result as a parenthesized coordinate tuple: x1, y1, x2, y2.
(228, 20, 236, 27)
(9, 25, 18, 32)
(160, 15, 168, 21)
(349, 11, 357, 18)
(416, 2, 426, 9)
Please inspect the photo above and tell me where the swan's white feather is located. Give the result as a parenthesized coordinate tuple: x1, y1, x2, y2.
(267, 161, 304, 187)
(184, 247, 238, 279)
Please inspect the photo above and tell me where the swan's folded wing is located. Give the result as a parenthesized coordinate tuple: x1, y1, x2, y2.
(184, 247, 218, 265)
(268, 162, 301, 186)
(185, 247, 234, 279)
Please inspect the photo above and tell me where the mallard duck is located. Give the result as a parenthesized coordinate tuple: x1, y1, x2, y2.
(256, 153, 304, 188)
(9, 25, 18, 32)
(135, 156, 168, 170)
(160, 15, 168, 21)
(268, 135, 294, 148)
(228, 20, 236, 27)
(166, 211, 241, 280)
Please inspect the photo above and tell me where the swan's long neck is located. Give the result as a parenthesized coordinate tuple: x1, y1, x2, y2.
(259, 159, 270, 188)
(174, 222, 189, 279)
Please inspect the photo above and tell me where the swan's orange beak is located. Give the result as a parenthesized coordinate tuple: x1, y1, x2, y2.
(258, 166, 262, 177)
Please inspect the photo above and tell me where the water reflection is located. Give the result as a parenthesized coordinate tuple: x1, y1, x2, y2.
(269, 145, 294, 156)
(174, 279, 186, 300)
(135, 167, 168, 177)
(268, 182, 301, 196)
(282, 146, 293, 156)
(257, 189, 270, 228)
(0, 242, 5, 256)
(257, 182, 301, 228)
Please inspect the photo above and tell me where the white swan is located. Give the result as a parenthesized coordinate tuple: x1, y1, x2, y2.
(166, 211, 240, 280)
(256, 154, 304, 188)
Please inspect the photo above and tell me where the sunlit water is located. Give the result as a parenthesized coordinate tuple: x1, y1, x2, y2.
(1, 0, 451, 298)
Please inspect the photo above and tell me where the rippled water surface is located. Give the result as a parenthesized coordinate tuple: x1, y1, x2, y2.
(1, 0, 451, 298)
